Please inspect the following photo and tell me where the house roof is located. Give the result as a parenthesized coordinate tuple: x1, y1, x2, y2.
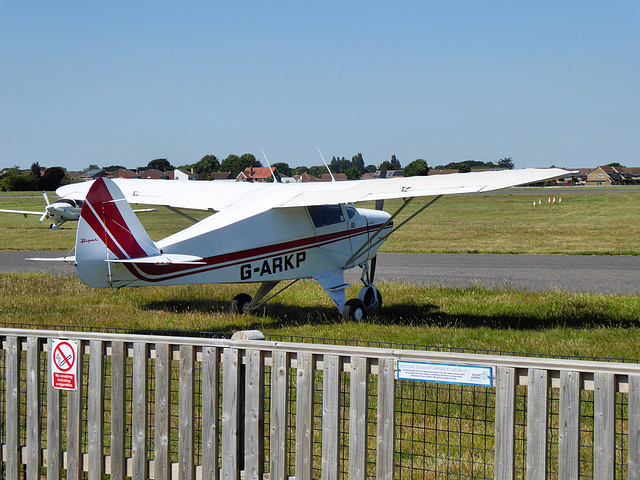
(239, 167, 277, 179)
(320, 173, 348, 181)
(210, 172, 233, 180)
(293, 173, 322, 182)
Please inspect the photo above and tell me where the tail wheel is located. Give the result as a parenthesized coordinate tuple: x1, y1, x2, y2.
(230, 293, 252, 313)
(358, 285, 383, 311)
(342, 298, 367, 321)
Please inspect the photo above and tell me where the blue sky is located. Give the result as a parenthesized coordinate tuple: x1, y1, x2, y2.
(2, 1, 638, 171)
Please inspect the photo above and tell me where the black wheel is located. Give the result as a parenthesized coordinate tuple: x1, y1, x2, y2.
(342, 298, 367, 321)
(230, 293, 252, 313)
(359, 286, 382, 311)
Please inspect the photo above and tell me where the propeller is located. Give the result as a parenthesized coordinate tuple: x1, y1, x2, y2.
(369, 162, 388, 284)
(39, 191, 51, 223)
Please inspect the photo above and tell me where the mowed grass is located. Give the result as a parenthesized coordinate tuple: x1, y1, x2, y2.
(2, 273, 640, 360)
(2, 186, 640, 254)
(2, 186, 640, 360)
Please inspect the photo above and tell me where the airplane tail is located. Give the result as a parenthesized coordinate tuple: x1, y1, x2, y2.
(75, 177, 160, 287)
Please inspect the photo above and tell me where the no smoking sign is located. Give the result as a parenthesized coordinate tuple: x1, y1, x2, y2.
(51, 339, 78, 390)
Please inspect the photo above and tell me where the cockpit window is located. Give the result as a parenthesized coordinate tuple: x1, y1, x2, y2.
(55, 199, 78, 207)
(345, 204, 357, 219)
(308, 205, 345, 228)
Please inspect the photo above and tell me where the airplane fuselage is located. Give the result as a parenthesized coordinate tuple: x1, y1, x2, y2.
(76, 203, 391, 289)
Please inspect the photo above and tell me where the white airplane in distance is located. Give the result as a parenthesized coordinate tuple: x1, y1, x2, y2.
(0, 191, 84, 229)
(52, 168, 570, 320)
(0, 191, 157, 229)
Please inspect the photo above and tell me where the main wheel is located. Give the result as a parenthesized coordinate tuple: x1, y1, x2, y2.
(230, 293, 252, 313)
(358, 286, 382, 311)
(342, 298, 367, 321)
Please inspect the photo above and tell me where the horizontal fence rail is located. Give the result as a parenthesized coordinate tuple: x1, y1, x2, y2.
(0, 327, 639, 479)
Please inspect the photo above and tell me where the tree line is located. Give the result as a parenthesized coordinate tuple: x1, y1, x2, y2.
(1, 154, 515, 191)
(0, 163, 67, 192)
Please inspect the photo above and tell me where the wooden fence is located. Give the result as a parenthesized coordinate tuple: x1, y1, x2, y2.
(1, 327, 639, 479)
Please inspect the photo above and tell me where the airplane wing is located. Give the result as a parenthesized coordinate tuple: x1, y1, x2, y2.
(56, 168, 571, 212)
(271, 168, 573, 208)
(57, 178, 269, 212)
(0, 208, 45, 216)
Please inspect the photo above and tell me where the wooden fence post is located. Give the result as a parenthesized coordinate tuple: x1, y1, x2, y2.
(88, 340, 104, 480)
(559, 370, 581, 480)
(495, 366, 516, 480)
(376, 357, 395, 480)
(110, 340, 126, 480)
(26, 337, 42, 480)
(155, 342, 172, 480)
(132, 342, 149, 479)
(202, 346, 220, 480)
(526, 368, 548, 480)
(295, 352, 314, 480)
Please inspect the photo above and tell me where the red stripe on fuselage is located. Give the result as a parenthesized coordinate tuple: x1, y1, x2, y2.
(115, 222, 391, 283)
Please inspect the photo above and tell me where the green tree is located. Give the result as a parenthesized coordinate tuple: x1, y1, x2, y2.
(194, 155, 220, 174)
(458, 163, 471, 173)
(351, 153, 365, 174)
(272, 162, 292, 177)
(147, 158, 173, 171)
(309, 165, 326, 178)
(365, 164, 377, 173)
(85, 164, 99, 171)
(41, 167, 67, 190)
(220, 154, 258, 177)
(292, 166, 309, 176)
(607, 162, 625, 167)
(403, 159, 430, 177)
(330, 156, 351, 174)
(498, 157, 514, 170)
(240, 153, 260, 167)
(388, 155, 401, 170)
(345, 166, 361, 180)
(0, 166, 20, 191)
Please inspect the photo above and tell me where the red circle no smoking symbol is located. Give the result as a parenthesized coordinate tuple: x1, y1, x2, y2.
(53, 341, 75, 372)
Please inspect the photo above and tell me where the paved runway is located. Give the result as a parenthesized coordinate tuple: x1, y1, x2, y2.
(2, 251, 639, 294)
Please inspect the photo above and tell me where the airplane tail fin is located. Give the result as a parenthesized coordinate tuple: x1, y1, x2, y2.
(75, 177, 160, 287)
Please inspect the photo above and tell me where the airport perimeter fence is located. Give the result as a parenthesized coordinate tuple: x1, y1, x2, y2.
(0, 324, 639, 479)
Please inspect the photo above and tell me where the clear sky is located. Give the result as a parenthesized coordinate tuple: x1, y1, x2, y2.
(2, 1, 638, 172)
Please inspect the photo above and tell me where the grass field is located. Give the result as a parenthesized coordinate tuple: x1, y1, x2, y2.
(1, 186, 640, 360)
(2, 186, 640, 254)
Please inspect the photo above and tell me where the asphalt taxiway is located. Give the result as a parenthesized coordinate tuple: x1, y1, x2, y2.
(2, 251, 639, 295)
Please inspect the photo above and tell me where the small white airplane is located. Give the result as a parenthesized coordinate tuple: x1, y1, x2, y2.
(0, 192, 84, 229)
(0, 191, 157, 229)
(51, 168, 570, 319)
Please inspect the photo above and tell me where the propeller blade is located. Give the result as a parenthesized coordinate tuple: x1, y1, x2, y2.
(39, 211, 48, 223)
(42, 191, 50, 206)
(374, 161, 388, 211)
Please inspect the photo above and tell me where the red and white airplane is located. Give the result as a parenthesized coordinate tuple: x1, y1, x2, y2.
(52, 168, 569, 319)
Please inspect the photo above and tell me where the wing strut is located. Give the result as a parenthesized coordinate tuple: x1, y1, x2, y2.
(345, 194, 443, 267)
(164, 206, 200, 223)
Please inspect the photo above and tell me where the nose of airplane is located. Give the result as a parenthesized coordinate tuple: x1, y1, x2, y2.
(361, 208, 392, 228)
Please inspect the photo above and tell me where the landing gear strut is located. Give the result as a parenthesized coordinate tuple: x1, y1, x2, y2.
(342, 262, 383, 320)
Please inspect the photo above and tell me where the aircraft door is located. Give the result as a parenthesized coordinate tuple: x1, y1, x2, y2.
(307, 204, 352, 261)
(344, 203, 368, 260)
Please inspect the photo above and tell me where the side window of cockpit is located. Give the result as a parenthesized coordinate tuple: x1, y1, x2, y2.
(345, 204, 357, 219)
(308, 205, 345, 228)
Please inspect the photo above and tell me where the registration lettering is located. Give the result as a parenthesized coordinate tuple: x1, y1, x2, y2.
(240, 252, 306, 280)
